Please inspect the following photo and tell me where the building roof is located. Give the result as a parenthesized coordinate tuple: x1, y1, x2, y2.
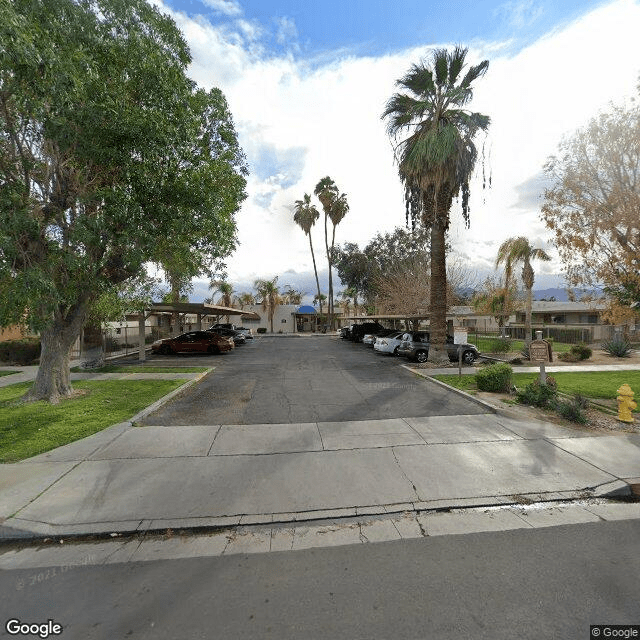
(148, 302, 260, 319)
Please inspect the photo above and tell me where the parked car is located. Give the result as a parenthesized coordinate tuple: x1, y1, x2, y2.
(209, 323, 236, 330)
(373, 331, 406, 355)
(340, 325, 355, 339)
(349, 322, 386, 343)
(235, 327, 254, 339)
(397, 332, 480, 364)
(362, 329, 398, 346)
(207, 327, 246, 345)
(152, 331, 234, 355)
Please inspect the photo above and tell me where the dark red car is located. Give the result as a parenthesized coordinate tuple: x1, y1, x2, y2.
(152, 331, 234, 355)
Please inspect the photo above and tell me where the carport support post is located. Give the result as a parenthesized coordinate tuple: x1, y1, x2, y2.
(138, 313, 146, 362)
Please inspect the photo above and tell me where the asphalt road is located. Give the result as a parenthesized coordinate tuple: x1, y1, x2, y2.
(141, 336, 488, 424)
(3, 519, 639, 639)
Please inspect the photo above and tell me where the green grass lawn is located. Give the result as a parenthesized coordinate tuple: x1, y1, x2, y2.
(70, 365, 209, 374)
(0, 370, 21, 377)
(434, 370, 640, 404)
(0, 379, 186, 462)
(470, 336, 573, 354)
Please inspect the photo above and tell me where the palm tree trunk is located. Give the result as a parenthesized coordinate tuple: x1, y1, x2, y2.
(324, 214, 332, 332)
(428, 200, 450, 364)
(309, 235, 322, 315)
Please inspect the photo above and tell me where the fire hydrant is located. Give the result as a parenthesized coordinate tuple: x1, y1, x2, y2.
(616, 384, 637, 423)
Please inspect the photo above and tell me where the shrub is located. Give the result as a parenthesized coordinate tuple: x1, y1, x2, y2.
(489, 337, 512, 353)
(516, 378, 558, 408)
(556, 394, 589, 424)
(475, 362, 513, 392)
(570, 344, 592, 360)
(0, 338, 41, 365)
(257, 327, 267, 334)
(558, 352, 580, 362)
(602, 337, 632, 357)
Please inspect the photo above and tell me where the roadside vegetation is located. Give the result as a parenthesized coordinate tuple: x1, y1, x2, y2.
(433, 370, 640, 409)
(0, 380, 186, 462)
(0, 371, 20, 377)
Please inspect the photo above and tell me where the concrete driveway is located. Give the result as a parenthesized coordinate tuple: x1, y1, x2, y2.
(141, 335, 488, 425)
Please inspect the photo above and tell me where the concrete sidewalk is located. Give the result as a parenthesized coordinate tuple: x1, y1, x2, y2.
(1, 410, 638, 541)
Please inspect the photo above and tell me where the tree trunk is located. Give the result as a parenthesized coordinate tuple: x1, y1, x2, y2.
(428, 199, 451, 365)
(170, 273, 180, 334)
(23, 302, 88, 403)
(309, 235, 322, 316)
(523, 260, 534, 345)
(324, 213, 332, 332)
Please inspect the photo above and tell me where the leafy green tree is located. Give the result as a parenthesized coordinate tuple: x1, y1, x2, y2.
(0, 0, 247, 402)
(293, 194, 323, 314)
(383, 47, 489, 362)
(254, 277, 281, 333)
(332, 243, 370, 311)
(495, 237, 551, 344)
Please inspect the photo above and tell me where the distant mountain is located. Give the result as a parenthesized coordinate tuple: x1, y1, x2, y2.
(532, 287, 569, 301)
(532, 287, 603, 302)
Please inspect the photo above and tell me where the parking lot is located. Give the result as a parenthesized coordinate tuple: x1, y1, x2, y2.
(142, 335, 489, 425)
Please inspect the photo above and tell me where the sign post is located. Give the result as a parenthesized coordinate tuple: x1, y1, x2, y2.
(454, 328, 468, 377)
(529, 330, 550, 384)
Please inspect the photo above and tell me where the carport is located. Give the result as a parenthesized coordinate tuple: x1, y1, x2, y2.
(135, 303, 260, 361)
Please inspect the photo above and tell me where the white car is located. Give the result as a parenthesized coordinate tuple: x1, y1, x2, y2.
(373, 331, 405, 355)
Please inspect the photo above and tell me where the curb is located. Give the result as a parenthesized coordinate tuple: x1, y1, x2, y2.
(128, 368, 213, 425)
(402, 365, 497, 414)
(3, 489, 637, 544)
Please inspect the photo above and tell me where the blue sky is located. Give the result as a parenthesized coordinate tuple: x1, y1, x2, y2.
(154, 0, 640, 302)
(165, 0, 600, 58)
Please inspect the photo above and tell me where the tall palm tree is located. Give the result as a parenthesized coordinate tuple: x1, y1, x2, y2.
(314, 177, 348, 330)
(237, 292, 255, 309)
(209, 280, 235, 322)
(383, 47, 490, 363)
(293, 194, 323, 315)
(496, 237, 551, 345)
(254, 276, 281, 333)
(282, 285, 304, 306)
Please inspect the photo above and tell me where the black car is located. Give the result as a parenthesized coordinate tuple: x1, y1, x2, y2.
(206, 326, 246, 345)
(349, 322, 386, 343)
(397, 332, 479, 364)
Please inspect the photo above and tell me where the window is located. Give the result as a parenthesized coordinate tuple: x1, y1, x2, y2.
(281, 319, 287, 323)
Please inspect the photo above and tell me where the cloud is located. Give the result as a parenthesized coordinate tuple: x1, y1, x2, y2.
(275, 16, 298, 45)
(201, 0, 242, 17)
(512, 171, 553, 210)
(155, 0, 640, 293)
(495, 0, 544, 29)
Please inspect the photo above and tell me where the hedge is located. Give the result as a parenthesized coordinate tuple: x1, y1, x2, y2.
(0, 338, 41, 365)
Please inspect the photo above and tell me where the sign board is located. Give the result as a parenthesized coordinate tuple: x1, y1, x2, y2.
(529, 339, 550, 362)
(453, 328, 468, 345)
